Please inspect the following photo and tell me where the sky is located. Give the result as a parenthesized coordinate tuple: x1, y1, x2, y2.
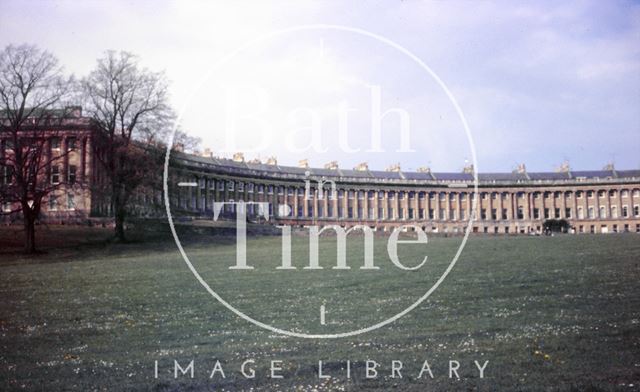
(1, 0, 639, 173)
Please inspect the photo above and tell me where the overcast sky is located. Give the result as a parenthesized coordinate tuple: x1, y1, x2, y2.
(1, 0, 639, 172)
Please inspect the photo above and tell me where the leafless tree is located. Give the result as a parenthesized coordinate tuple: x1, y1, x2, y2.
(0, 44, 74, 253)
(82, 51, 173, 241)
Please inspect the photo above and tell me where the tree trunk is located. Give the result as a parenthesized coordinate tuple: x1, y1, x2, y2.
(113, 186, 127, 242)
(23, 211, 36, 254)
(115, 206, 126, 242)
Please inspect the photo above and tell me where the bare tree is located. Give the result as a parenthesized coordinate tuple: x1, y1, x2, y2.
(82, 51, 173, 241)
(0, 44, 73, 253)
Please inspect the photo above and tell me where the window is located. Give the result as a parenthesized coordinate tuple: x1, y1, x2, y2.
(228, 181, 235, 191)
(67, 193, 75, 210)
(460, 209, 465, 220)
(51, 137, 60, 150)
(491, 208, 497, 220)
(565, 208, 572, 219)
(348, 207, 353, 218)
(578, 207, 584, 219)
(588, 207, 594, 219)
(460, 193, 466, 201)
(68, 165, 77, 184)
(599, 206, 606, 218)
(587, 190, 593, 198)
(278, 186, 284, 195)
(621, 190, 629, 198)
(576, 191, 583, 199)
(502, 208, 508, 220)
(517, 207, 524, 220)
(247, 183, 254, 193)
(440, 208, 446, 220)
(598, 190, 605, 198)
(419, 208, 425, 219)
(544, 208, 550, 219)
(238, 182, 244, 192)
(533, 208, 540, 219)
(267, 185, 273, 194)
(480, 208, 487, 220)
(51, 165, 60, 184)
(66, 137, 77, 150)
(428, 208, 434, 219)
(378, 208, 384, 219)
(2, 202, 11, 212)
(1, 165, 13, 185)
(622, 206, 628, 218)
(554, 208, 560, 218)
(48, 195, 58, 211)
(611, 206, 618, 218)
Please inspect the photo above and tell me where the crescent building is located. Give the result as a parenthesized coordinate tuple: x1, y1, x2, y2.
(2, 110, 640, 234)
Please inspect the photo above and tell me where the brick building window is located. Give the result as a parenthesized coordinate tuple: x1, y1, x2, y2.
(51, 165, 60, 184)
(67, 193, 75, 210)
(48, 195, 58, 211)
(68, 165, 76, 184)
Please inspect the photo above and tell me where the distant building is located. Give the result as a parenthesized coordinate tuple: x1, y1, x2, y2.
(2, 109, 640, 234)
(169, 152, 640, 234)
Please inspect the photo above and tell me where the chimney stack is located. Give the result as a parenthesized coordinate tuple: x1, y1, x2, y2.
(324, 161, 339, 170)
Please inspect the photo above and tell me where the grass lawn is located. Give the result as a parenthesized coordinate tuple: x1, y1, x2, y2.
(0, 225, 639, 391)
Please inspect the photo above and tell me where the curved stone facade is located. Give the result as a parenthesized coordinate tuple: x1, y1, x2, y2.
(168, 152, 640, 234)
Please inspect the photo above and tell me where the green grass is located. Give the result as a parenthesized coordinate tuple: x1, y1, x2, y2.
(1, 226, 639, 391)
